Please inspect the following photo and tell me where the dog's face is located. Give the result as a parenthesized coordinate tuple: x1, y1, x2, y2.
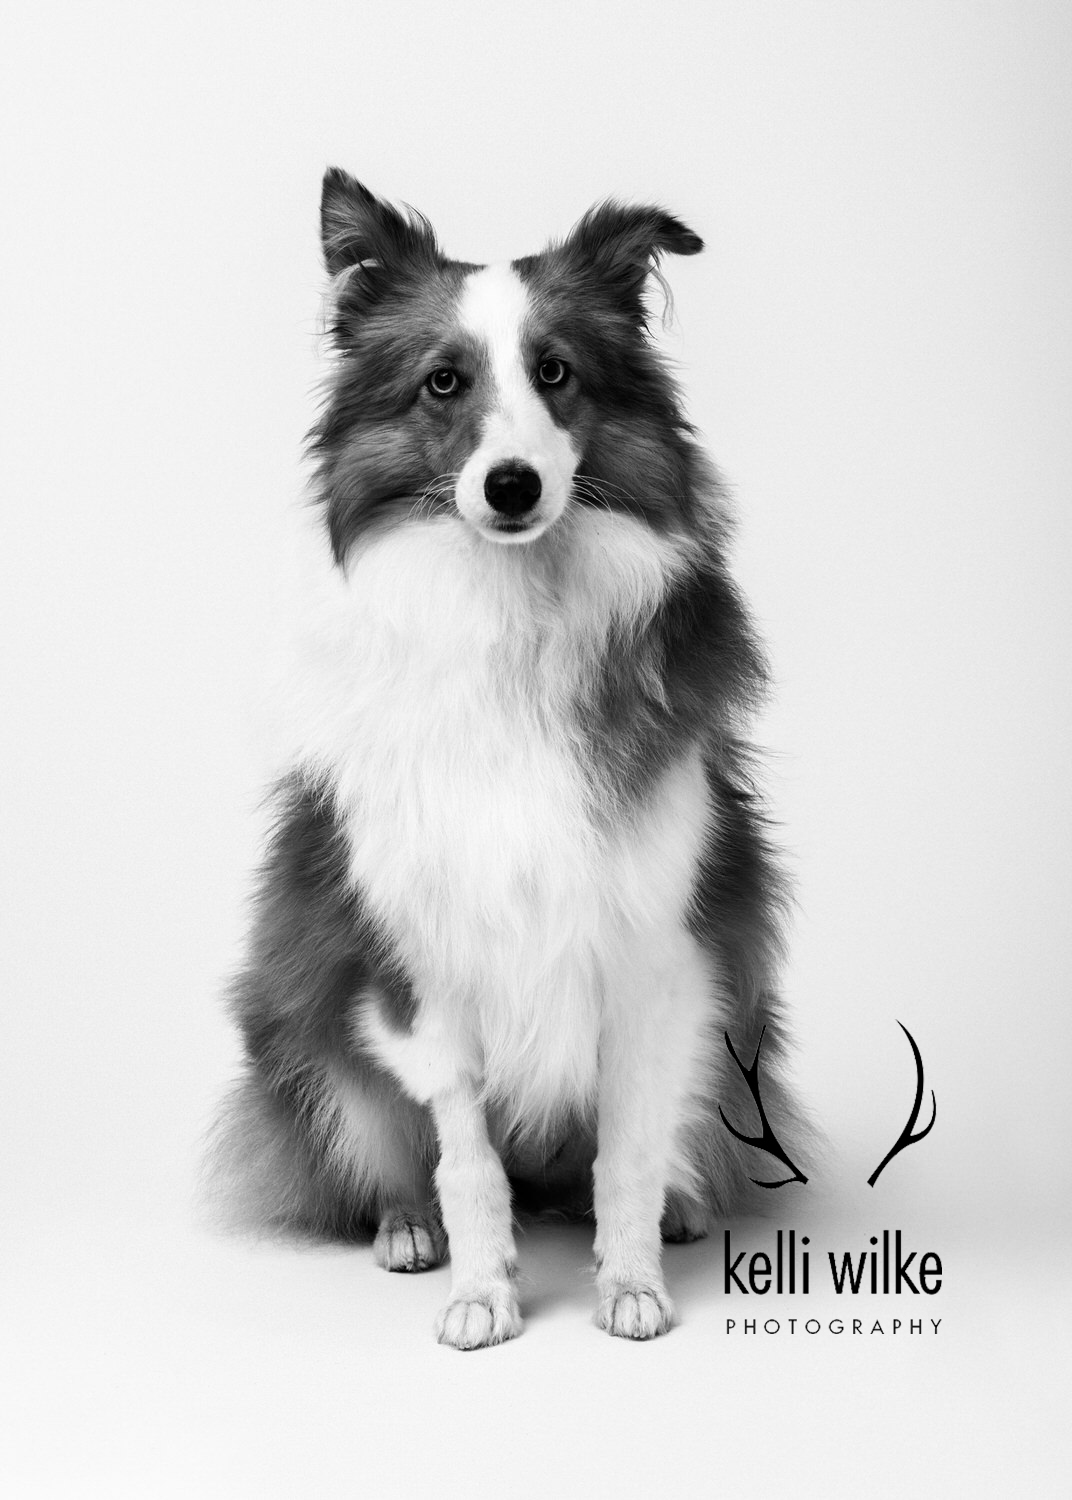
(315, 170, 703, 562)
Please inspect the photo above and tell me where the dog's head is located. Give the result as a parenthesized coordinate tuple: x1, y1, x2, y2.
(314, 169, 704, 562)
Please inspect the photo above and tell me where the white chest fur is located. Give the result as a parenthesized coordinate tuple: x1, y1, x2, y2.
(288, 511, 707, 1128)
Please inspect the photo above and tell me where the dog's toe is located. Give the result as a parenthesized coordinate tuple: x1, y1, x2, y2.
(373, 1211, 444, 1273)
(596, 1282, 675, 1340)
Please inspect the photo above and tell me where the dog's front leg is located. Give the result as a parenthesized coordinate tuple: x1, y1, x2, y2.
(593, 934, 711, 1340)
(430, 1082, 521, 1350)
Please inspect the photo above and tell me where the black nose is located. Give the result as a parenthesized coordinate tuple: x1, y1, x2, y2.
(483, 462, 542, 517)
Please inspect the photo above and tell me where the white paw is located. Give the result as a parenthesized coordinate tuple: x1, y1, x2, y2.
(434, 1286, 523, 1350)
(373, 1212, 444, 1273)
(596, 1282, 675, 1340)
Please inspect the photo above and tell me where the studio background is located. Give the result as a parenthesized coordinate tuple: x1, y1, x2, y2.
(3, 2, 1070, 1495)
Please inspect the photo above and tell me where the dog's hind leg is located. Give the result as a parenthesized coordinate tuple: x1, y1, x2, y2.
(660, 1188, 711, 1244)
(312, 1058, 451, 1268)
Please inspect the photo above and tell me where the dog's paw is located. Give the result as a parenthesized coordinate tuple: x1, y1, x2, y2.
(596, 1281, 675, 1341)
(373, 1210, 445, 1273)
(660, 1196, 711, 1244)
(434, 1286, 522, 1350)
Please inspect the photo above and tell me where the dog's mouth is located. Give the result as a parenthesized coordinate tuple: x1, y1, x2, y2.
(490, 515, 541, 536)
(475, 509, 555, 545)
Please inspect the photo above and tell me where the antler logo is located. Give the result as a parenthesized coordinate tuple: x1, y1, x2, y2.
(719, 1029, 808, 1188)
(721, 1022, 937, 1187)
(866, 1022, 937, 1187)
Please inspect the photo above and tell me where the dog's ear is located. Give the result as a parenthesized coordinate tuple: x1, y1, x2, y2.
(320, 168, 439, 288)
(561, 201, 703, 315)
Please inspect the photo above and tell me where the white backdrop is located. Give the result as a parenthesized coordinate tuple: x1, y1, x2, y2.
(3, 2, 1071, 1495)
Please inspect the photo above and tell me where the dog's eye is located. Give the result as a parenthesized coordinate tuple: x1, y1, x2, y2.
(426, 368, 460, 397)
(536, 358, 569, 388)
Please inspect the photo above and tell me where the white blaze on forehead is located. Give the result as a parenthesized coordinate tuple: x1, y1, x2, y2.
(453, 262, 578, 542)
(457, 262, 533, 395)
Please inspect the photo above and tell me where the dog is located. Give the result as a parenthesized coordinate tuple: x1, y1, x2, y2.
(210, 168, 801, 1348)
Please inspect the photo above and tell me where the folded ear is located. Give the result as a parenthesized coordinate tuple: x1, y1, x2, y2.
(320, 167, 440, 284)
(561, 200, 703, 313)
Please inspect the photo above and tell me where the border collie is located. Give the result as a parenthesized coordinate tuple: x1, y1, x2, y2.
(211, 168, 801, 1348)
